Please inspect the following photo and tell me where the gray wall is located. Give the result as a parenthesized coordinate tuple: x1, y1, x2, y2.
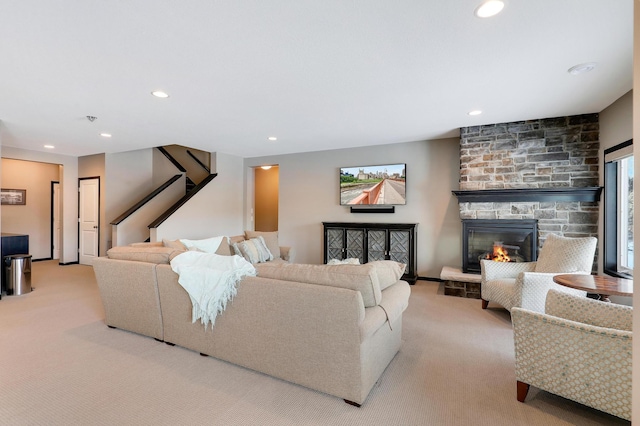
(79, 149, 156, 254)
(244, 138, 461, 278)
(600, 90, 632, 152)
(105, 149, 155, 227)
(153, 152, 245, 242)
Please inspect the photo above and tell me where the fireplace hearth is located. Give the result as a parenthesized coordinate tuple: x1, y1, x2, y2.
(462, 219, 538, 273)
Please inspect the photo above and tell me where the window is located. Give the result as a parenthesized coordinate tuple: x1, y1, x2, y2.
(604, 140, 633, 278)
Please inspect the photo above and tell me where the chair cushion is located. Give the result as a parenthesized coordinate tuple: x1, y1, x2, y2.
(534, 233, 597, 273)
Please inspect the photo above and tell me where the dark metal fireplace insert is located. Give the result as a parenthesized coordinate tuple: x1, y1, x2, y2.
(462, 219, 538, 273)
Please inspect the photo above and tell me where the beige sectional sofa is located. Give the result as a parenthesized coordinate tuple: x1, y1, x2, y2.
(92, 236, 411, 406)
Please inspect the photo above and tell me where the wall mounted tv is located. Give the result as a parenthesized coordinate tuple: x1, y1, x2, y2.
(340, 163, 406, 206)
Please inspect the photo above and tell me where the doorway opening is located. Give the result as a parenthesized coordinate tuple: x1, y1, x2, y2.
(51, 181, 60, 260)
(254, 166, 279, 232)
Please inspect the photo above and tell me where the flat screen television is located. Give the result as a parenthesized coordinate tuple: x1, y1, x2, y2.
(340, 163, 406, 206)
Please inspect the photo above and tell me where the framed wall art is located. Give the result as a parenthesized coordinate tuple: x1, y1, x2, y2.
(1, 189, 26, 205)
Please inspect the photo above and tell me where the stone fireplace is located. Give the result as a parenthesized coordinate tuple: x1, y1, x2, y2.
(442, 114, 602, 297)
(455, 114, 601, 259)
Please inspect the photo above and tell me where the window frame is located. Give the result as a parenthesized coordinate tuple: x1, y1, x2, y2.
(603, 139, 633, 278)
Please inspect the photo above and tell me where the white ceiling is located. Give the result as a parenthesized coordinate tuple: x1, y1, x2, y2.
(0, 1, 633, 158)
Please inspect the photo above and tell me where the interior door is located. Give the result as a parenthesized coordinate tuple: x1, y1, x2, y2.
(51, 182, 60, 260)
(79, 178, 100, 265)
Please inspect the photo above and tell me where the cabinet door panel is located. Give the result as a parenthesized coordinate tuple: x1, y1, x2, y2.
(389, 230, 411, 273)
(346, 229, 365, 263)
(327, 228, 344, 260)
(367, 229, 386, 262)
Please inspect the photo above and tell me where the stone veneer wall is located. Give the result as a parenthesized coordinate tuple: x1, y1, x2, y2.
(458, 114, 599, 243)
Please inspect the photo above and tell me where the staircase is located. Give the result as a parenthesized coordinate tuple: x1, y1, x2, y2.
(156, 145, 211, 193)
(110, 145, 215, 246)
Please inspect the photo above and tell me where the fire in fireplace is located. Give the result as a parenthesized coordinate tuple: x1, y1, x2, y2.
(462, 220, 538, 273)
(483, 241, 525, 263)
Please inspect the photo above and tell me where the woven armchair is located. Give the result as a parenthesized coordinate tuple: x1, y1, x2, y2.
(512, 290, 632, 421)
(480, 233, 597, 313)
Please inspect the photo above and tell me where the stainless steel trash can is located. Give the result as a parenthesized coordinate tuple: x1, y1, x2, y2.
(4, 254, 32, 295)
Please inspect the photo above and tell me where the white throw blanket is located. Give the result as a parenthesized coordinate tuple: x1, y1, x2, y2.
(170, 251, 256, 329)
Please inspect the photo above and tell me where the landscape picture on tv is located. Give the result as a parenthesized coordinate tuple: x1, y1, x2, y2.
(340, 163, 406, 206)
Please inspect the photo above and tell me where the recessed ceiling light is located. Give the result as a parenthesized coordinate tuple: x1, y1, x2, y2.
(468, 110, 483, 116)
(475, 0, 505, 18)
(268, 136, 277, 141)
(567, 62, 597, 75)
(261, 165, 272, 170)
(100, 133, 112, 138)
(151, 90, 169, 98)
(44, 145, 55, 149)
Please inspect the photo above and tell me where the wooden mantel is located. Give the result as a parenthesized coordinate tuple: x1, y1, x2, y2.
(451, 187, 603, 203)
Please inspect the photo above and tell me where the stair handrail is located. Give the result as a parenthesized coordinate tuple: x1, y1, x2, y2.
(186, 149, 211, 173)
(110, 175, 183, 225)
(157, 146, 186, 172)
(148, 173, 217, 229)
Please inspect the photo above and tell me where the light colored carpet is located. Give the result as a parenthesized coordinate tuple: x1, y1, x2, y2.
(0, 260, 630, 425)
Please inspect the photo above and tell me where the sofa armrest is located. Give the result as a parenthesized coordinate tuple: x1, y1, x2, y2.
(512, 307, 632, 420)
(280, 246, 295, 262)
(92, 257, 164, 340)
(481, 259, 536, 282)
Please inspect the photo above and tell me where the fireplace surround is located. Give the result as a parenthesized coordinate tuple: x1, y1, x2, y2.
(462, 219, 538, 273)
(455, 114, 601, 273)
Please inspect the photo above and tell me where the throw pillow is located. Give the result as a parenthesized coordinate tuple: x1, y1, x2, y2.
(234, 237, 273, 264)
(368, 260, 406, 291)
(180, 236, 227, 254)
(327, 258, 360, 265)
(162, 239, 187, 251)
(245, 230, 280, 260)
(534, 233, 597, 273)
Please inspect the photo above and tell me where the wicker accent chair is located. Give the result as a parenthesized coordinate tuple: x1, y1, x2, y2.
(480, 233, 597, 313)
(512, 290, 632, 421)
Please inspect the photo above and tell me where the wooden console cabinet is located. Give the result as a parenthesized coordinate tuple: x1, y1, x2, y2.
(323, 222, 417, 284)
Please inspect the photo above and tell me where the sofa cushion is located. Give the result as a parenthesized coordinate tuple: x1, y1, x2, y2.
(254, 262, 382, 307)
(245, 231, 280, 260)
(106, 246, 184, 264)
(368, 260, 406, 291)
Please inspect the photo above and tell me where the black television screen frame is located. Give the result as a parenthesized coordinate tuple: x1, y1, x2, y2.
(339, 163, 406, 206)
